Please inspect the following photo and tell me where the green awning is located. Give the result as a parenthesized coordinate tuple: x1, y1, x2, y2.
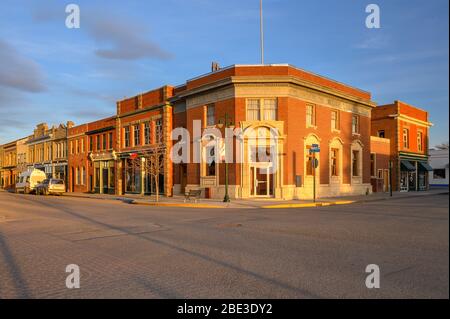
(418, 162, 433, 172)
(401, 160, 415, 171)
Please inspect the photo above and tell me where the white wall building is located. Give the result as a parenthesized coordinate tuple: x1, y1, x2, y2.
(429, 149, 449, 187)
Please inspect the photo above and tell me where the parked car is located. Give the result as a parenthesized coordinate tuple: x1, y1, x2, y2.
(36, 179, 66, 196)
(15, 169, 47, 194)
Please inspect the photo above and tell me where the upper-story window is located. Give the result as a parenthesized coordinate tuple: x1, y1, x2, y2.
(81, 139, 84, 153)
(89, 136, 93, 152)
(96, 135, 101, 151)
(378, 130, 385, 138)
(155, 119, 163, 144)
(306, 104, 316, 127)
(352, 115, 360, 134)
(124, 126, 130, 148)
(403, 128, 409, 149)
(144, 122, 151, 145)
(102, 134, 107, 150)
(417, 131, 423, 152)
(134, 125, 140, 146)
(109, 132, 113, 149)
(207, 105, 215, 126)
(246, 98, 277, 121)
(247, 99, 260, 121)
(331, 110, 340, 130)
(263, 99, 277, 120)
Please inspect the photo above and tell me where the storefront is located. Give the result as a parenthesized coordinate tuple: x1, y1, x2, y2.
(93, 160, 115, 194)
(122, 154, 166, 196)
(399, 158, 432, 192)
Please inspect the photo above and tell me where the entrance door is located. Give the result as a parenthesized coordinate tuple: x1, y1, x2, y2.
(71, 167, 75, 192)
(250, 165, 273, 197)
(102, 168, 109, 194)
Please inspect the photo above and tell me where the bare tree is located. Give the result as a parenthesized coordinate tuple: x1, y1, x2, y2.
(130, 146, 166, 202)
(434, 142, 449, 150)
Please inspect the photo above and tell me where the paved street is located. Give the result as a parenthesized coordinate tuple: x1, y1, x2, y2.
(0, 191, 448, 299)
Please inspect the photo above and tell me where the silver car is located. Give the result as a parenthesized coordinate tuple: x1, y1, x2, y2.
(36, 179, 66, 196)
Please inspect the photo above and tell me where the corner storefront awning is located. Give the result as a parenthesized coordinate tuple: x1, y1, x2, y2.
(418, 161, 433, 172)
(400, 160, 416, 171)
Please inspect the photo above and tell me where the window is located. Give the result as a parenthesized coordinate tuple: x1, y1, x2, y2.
(124, 127, 130, 148)
(331, 148, 339, 176)
(96, 135, 101, 150)
(433, 169, 446, 179)
(89, 136, 93, 151)
(403, 128, 409, 148)
(246, 98, 277, 121)
(331, 110, 339, 130)
(352, 115, 359, 134)
(76, 167, 80, 185)
(417, 132, 423, 152)
(144, 122, 150, 145)
(378, 130, 385, 138)
(263, 99, 277, 120)
(80, 167, 84, 185)
(247, 99, 260, 121)
(206, 105, 215, 126)
(206, 146, 216, 176)
(103, 134, 107, 150)
(306, 146, 314, 176)
(370, 153, 376, 177)
(352, 150, 360, 177)
(109, 132, 113, 149)
(81, 139, 84, 153)
(377, 169, 383, 179)
(70, 141, 73, 155)
(306, 105, 316, 127)
(134, 125, 140, 146)
(155, 119, 163, 143)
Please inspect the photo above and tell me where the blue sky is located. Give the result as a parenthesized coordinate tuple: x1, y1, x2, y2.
(0, 0, 448, 146)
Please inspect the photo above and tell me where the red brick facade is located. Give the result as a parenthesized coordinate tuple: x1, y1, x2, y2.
(371, 100, 432, 192)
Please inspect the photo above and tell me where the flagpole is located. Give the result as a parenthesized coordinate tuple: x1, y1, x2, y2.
(260, 0, 264, 65)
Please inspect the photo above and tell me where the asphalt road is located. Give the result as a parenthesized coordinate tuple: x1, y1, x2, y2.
(0, 191, 448, 299)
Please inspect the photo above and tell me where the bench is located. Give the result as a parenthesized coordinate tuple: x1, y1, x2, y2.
(184, 189, 202, 203)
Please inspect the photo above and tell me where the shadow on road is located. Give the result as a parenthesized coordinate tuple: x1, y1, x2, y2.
(19, 195, 321, 298)
(0, 233, 32, 298)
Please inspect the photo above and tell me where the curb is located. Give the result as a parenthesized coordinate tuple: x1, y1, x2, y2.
(262, 200, 355, 209)
(261, 191, 448, 209)
(131, 200, 223, 209)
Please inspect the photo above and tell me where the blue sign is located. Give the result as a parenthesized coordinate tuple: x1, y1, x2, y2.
(310, 144, 320, 153)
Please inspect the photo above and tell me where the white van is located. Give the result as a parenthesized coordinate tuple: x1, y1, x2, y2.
(16, 169, 47, 194)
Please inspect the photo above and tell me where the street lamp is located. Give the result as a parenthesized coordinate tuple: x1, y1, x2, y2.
(217, 112, 234, 203)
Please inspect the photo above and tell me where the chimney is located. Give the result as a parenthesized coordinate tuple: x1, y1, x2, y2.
(211, 62, 220, 72)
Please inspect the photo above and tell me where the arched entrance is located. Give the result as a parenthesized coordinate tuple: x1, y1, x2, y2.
(241, 124, 284, 199)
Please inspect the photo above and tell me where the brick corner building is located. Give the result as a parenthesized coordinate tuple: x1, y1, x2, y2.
(371, 100, 433, 192)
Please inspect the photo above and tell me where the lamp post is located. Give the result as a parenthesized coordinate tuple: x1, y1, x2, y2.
(217, 112, 234, 203)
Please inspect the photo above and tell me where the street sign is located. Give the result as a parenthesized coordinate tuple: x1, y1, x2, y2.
(310, 144, 320, 153)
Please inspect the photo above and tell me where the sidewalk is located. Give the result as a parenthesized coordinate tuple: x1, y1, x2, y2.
(61, 187, 448, 209)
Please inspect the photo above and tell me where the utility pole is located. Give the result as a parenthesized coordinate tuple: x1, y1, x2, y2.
(312, 152, 316, 203)
(389, 160, 393, 197)
(260, 0, 264, 64)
